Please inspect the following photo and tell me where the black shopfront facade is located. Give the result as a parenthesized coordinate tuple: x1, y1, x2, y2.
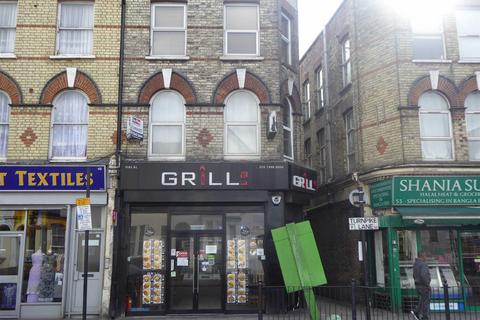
(111, 161, 316, 316)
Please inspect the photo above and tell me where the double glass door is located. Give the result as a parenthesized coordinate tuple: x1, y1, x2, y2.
(169, 233, 223, 312)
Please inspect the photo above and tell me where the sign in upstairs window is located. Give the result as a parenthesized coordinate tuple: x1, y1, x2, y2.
(456, 10, 480, 61)
(0, 2, 17, 54)
(411, 15, 445, 60)
(224, 4, 259, 56)
(151, 4, 186, 56)
(57, 3, 94, 55)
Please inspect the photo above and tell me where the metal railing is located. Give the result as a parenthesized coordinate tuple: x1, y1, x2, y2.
(258, 281, 480, 320)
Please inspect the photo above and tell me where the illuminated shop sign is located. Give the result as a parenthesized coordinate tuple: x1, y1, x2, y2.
(121, 162, 317, 193)
(0, 166, 106, 191)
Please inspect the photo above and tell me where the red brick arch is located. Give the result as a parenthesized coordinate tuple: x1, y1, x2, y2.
(280, 80, 301, 112)
(213, 71, 270, 105)
(40, 71, 101, 104)
(0, 71, 22, 104)
(408, 75, 458, 107)
(458, 75, 478, 105)
(138, 71, 196, 104)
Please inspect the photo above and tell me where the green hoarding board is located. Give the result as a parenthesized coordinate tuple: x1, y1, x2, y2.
(392, 176, 480, 206)
(271, 221, 327, 290)
(272, 221, 326, 320)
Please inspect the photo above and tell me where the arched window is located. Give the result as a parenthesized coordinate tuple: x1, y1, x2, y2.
(51, 91, 89, 159)
(418, 91, 453, 160)
(283, 98, 293, 159)
(0, 91, 10, 159)
(466, 92, 480, 160)
(149, 90, 185, 158)
(224, 90, 260, 157)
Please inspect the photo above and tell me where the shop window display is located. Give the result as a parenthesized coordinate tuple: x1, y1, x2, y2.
(398, 230, 460, 291)
(22, 210, 66, 303)
(226, 212, 264, 310)
(127, 212, 167, 313)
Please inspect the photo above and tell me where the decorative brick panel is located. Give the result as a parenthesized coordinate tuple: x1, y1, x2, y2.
(40, 71, 101, 104)
(0, 71, 22, 104)
(213, 71, 271, 104)
(138, 71, 196, 104)
(408, 75, 459, 107)
(20, 127, 38, 147)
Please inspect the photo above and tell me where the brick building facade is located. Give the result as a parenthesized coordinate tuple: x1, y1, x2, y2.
(0, 0, 120, 318)
(301, 0, 480, 311)
(109, 0, 317, 317)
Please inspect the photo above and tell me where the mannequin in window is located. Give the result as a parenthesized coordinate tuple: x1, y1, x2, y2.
(26, 249, 43, 303)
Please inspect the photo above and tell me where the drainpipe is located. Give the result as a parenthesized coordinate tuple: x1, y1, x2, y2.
(323, 31, 334, 181)
(110, 0, 126, 317)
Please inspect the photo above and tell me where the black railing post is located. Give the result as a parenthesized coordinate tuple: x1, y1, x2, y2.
(443, 280, 451, 320)
(351, 279, 357, 320)
(258, 281, 263, 320)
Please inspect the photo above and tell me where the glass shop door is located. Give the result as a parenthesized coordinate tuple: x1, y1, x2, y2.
(169, 233, 223, 312)
(0, 233, 23, 318)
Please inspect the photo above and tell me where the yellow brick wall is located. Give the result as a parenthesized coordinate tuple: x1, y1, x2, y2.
(1, 0, 120, 161)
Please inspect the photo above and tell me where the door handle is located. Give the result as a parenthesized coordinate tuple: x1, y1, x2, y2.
(192, 254, 196, 294)
(197, 254, 200, 293)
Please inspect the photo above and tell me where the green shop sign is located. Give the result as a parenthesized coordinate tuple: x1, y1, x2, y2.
(370, 176, 480, 208)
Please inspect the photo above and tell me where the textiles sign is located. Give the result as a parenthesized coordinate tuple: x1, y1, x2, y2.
(0, 166, 106, 191)
(393, 176, 480, 206)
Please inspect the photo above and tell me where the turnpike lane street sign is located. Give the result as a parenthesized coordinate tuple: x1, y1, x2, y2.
(349, 217, 379, 230)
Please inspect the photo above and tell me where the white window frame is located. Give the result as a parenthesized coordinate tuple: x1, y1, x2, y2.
(0, 1, 17, 56)
(224, 4, 260, 57)
(148, 90, 186, 161)
(49, 90, 89, 161)
(304, 138, 311, 168)
(418, 92, 454, 161)
(411, 16, 446, 61)
(224, 90, 261, 159)
(283, 98, 294, 160)
(302, 80, 310, 121)
(317, 129, 327, 185)
(150, 3, 187, 58)
(55, 2, 94, 57)
(345, 110, 355, 172)
(315, 67, 324, 110)
(342, 39, 351, 87)
(456, 9, 480, 62)
(0, 90, 10, 160)
(465, 92, 480, 161)
(280, 12, 291, 65)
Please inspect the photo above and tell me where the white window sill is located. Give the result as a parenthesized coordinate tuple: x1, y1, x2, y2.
(0, 54, 16, 59)
(220, 55, 264, 61)
(422, 158, 454, 161)
(223, 155, 261, 160)
(458, 60, 480, 64)
(148, 156, 186, 161)
(49, 55, 96, 60)
(145, 55, 190, 61)
(49, 157, 87, 162)
(0, 158, 6, 162)
(283, 156, 294, 162)
(412, 59, 452, 64)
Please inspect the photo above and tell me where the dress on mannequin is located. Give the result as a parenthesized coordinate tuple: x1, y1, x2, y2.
(26, 250, 43, 303)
